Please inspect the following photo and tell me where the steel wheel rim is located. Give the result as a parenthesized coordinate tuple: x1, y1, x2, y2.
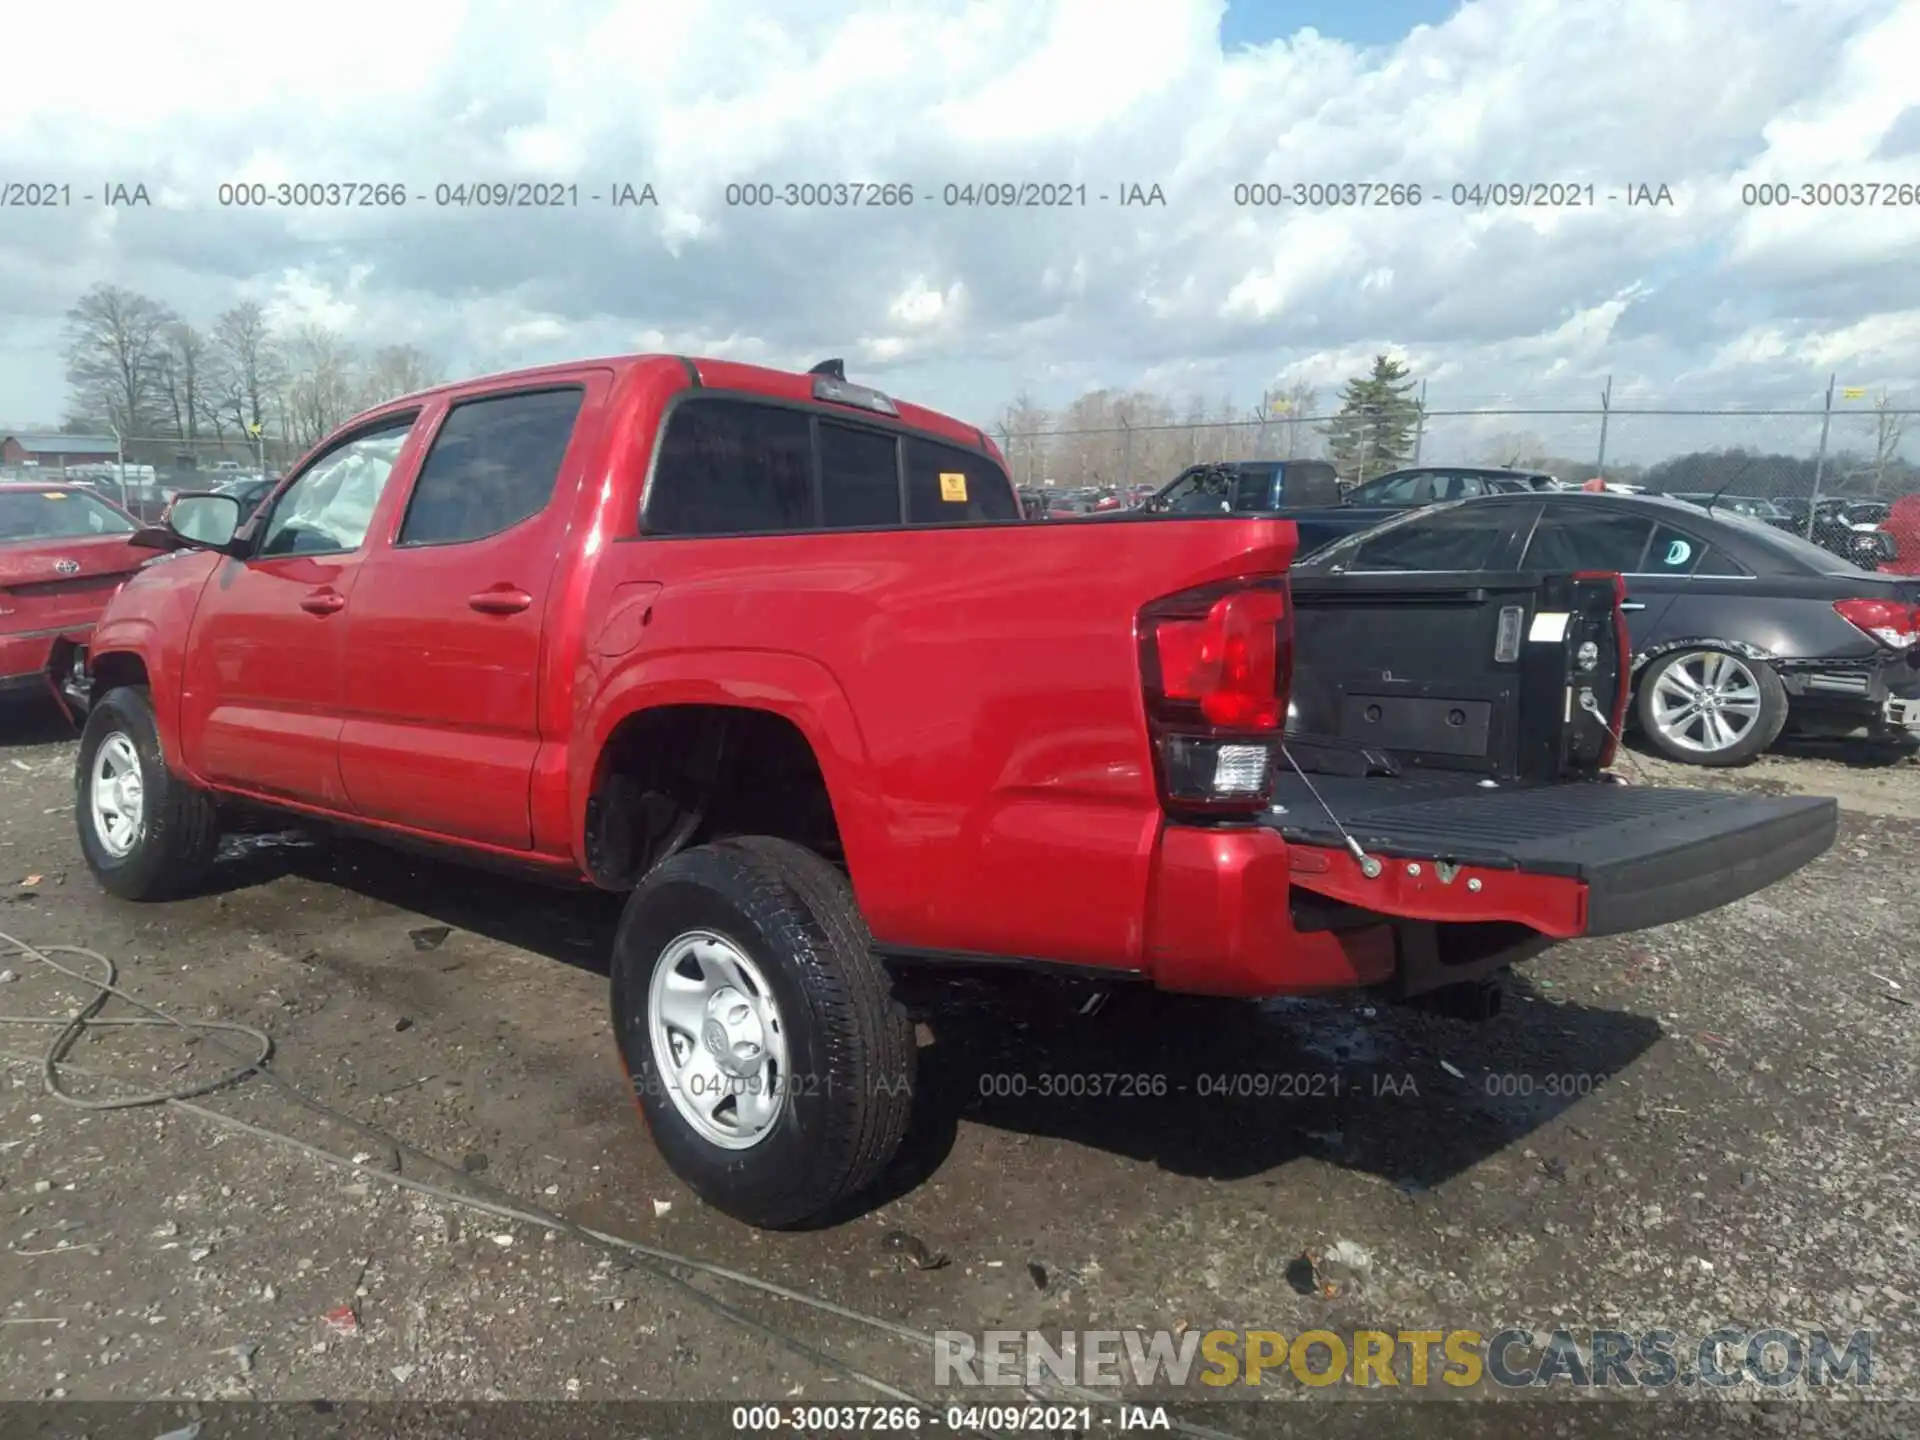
(88, 732, 146, 858)
(1650, 651, 1764, 755)
(646, 929, 790, 1150)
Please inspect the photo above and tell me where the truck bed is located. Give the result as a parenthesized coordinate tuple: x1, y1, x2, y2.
(1265, 771, 1836, 937)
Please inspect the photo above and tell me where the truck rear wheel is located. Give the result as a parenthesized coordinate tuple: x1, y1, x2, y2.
(75, 685, 221, 900)
(609, 837, 914, 1228)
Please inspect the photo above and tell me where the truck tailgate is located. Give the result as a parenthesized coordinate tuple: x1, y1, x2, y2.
(1267, 771, 1836, 937)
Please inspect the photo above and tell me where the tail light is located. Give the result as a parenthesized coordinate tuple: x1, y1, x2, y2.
(1138, 579, 1291, 817)
(1574, 571, 1632, 768)
(1834, 598, 1920, 649)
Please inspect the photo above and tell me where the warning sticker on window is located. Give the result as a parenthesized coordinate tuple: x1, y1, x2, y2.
(939, 472, 968, 503)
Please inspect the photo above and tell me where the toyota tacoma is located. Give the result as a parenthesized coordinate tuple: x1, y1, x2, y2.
(72, 354, 1837, 1227)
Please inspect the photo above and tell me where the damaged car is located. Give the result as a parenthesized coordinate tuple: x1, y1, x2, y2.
(0, 482, 145, 716)
(1293, 489, 1920, 764)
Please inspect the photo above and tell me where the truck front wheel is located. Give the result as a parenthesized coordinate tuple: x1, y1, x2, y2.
(609, 837, 915, 1228)
(75, 685, 222, 900)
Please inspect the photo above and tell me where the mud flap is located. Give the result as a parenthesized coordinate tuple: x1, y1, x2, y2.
(1267, 773, 1837, 937)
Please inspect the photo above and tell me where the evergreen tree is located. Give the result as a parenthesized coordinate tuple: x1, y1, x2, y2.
(1324, 354, 1421, 484)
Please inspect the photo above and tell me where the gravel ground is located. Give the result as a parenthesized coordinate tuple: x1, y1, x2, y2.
(1, 698, 1915, 1424)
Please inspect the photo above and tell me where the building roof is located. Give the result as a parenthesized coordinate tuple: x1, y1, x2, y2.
(3, 433, 119, 455)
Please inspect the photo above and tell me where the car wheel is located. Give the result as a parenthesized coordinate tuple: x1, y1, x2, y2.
(1636, 647, 1787, 766)
(609, 836, 915, 1229)
(75, 685, 222, 899)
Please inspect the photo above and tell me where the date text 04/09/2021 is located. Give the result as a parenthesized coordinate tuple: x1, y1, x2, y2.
(1227, 181, 1678, 208)
(731, 1404, 1162, 1432)
(210, 181, 659, 208)
(721, 181, 1168, 208)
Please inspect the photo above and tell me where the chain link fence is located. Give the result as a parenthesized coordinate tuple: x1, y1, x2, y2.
(8, 399, 1916, 523)
(996, 400, 1920, 514)
(1, 434, 311, 518)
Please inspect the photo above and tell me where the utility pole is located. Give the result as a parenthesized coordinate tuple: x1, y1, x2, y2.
(110, 424, 129, 509)
(1806, 373, 1836, 540)
(1411, 379, 1428, 464)
(1595, 375, 1613, 478)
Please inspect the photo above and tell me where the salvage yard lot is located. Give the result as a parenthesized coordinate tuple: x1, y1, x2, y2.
(1, 700, 1915, 1409)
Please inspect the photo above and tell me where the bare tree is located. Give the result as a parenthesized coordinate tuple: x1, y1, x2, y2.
(156, 322, 212, 441)
(279, 325, 363, 448)
(210, 302, 282, 438)
(62, 284, 179, 436)
(1251, 381, 1319, 459)
(1869, 394, 1908, 496)
(1480, 430, 1551, 468)
(359, 344, 441, 408)
(994, 391, 1053, 486)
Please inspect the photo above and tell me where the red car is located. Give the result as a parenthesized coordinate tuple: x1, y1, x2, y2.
(73, 354, 1835, 1227)
(0, 483, 145, 712)
(1878, 493, 1920, 575)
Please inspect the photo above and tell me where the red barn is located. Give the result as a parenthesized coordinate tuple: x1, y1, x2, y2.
(1, 434, 119, 469)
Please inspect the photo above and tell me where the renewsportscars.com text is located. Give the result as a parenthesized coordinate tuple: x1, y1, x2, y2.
(933, 1327, 1874, 1389)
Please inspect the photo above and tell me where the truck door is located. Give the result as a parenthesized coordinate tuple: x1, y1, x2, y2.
(335, 374, 608, 849)
(180, 415, 424, 806)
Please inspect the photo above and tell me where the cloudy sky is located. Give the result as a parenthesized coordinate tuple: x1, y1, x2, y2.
(2, 0, 1917, 463)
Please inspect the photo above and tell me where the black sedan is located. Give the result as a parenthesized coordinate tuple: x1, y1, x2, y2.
(1292, 490, 1920, 765)
(1342, 465, 1559, 508)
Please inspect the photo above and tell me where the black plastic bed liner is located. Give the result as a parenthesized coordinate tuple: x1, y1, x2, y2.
(1264, 772, 1837, 936)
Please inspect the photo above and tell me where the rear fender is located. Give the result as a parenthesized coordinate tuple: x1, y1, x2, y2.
(570, 649, 884, 900)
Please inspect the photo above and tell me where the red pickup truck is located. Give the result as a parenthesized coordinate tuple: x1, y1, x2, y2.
(73, 354, 1837, 1228)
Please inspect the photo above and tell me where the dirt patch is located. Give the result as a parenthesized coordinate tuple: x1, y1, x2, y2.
(3, 701, 1915, 1410)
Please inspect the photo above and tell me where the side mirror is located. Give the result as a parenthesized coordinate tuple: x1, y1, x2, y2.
(132, 492, 244, 554)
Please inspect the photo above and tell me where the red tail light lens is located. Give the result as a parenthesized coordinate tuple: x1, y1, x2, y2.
(1834, 598, 1920, 649)
(1139, 581, 1292, 816)
(1147, 586, 1289, 729)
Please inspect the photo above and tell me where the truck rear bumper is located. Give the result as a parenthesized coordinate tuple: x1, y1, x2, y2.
(1143, 775, 1836, 997)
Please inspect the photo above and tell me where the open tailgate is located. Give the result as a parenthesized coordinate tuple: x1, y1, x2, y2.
(1276, 565, 1838, 937)
(1266, 772, 1835, 937)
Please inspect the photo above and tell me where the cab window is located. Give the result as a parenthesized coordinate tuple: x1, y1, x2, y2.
(257, 419, 416, 557)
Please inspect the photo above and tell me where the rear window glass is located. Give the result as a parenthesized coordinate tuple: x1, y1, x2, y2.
(0, 489, 135, 542)
(647, 400, 816, 535)
(1714, 509, 1874, 575)
(1280, 462, 1341, 506)
(1644, 523, 1707, 575)
(1522, 510, 1653, 572)
(1690, 543, 1751, 577)
(819, 421, 901, 527)
(1316, 505, 1513, 572)
(1232, 466, 1277, 509)
(904, 438, 1018, 523)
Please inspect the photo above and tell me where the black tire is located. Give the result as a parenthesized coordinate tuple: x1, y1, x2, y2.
(75, 685, 221, 899)
(609, 836, 914, 1229)
(1635, 647, 1787, 766)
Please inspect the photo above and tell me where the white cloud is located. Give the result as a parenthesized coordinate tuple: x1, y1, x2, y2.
(1, 0, 1916, 470)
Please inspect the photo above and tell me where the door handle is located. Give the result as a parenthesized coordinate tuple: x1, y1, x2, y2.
(299, 589, 346, 615)
(468, 586, 533, 615)
(1620, 601, 1647, 612)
